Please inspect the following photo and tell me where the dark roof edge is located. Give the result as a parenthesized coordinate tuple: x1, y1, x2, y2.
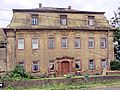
(3, 28, 116, 32)
(13, 9, 105, 14)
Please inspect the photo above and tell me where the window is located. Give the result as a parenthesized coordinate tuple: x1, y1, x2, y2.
(88, 37, 94, 48)
(32, 38, 39, 49)
(75, 60, 81, 69)
(48, 37, 54, 49)
(32, 61, 39, 72)
(60, 15, 67, 25)
(75, 37, 81, 48)
(89, 59, 95, 70)
(31, 15, 38, 25)
(61, 37, 68, 48)
(18, 61, 24, 68)
(101, 59, 107, 69)
(48, 61, 54, 70)
(18, 38, 24, 49)
(88, 16, 95, 26)
(100, 38, 107, 48)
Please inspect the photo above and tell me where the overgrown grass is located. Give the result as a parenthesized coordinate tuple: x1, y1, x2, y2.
(3, 80, 120, 90)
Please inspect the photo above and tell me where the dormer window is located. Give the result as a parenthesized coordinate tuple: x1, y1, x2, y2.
(31, 14, 38, 25)
(60, 15, 67, 25)
(88, 16, 95, 26)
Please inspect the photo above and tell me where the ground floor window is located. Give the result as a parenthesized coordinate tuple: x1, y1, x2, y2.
(101, 59, 107, 69)
(18, 61, 24, 68)
(32, 61, 39, 72)
(89, 59, 95, 70)
(75, 60, 81, 69)
(48, 61, 54, 70)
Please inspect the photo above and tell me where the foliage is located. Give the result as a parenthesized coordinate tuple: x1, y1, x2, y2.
(110, 60, 120, 70)
(5, 85, 15, 90)
(1, 65, 34, 81)
(111, 6, 120, 60)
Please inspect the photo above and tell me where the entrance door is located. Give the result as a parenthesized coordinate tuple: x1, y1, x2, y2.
(61, 61, 69, 75)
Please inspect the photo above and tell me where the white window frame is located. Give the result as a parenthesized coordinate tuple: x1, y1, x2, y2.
(48, 61, 54, 71)
(32, 38, 39, 49)
(32, 61, 39, 72)
(88, 16, 95, 26)
(60, 15, 67, 25)
(31, 15, 38, 25)
(75, 60, 81, 69)
(18, 38, 24, 49)
(100, 38, 107, 48)
(61, 37, 68, 48)
(48, 37, 54, 49)
(88, 37, 94, 48)
(89, 59, 95, 70)
(101, 59, 107, 69)
(75, 37, 81, 48)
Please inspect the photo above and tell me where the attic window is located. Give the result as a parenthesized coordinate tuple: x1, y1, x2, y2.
(31, 14, 38, 25)
(88, 16, 95, 26)
(60, 15, 67, 26)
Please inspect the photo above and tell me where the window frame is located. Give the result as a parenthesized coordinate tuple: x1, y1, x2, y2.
(88, 37, 94, 49)
(74, 37, 81, 48)
(101, 59, 107, 69)
(75, 60, 81, 70)
(18, 61, 24, 68)
(100, 37, 107, 49)
(60, 15, 67, 26)
(61, 37, 68, 48)
(89, 59, 95, 70)
(31, 14, 38, 25)
(87, 16, 95, 26)
(48, 37, 55, 49)
(17, 38, 25, 50)
(48, 61, 54, 71)
(32, 61, 39, 72)
(32, 37, 39, 50)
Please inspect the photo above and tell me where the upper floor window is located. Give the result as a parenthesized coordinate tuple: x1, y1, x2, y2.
(89, 59, 95, 70)
(88, 37, 94, 48)
(48, 37, 54, 49)
(18, 38, 24, 49)
(101, 59, 107, 69)
(31, 15, 38, 25)
(60, 15, 67, 25)
(48, 61, 54, 71)
(75, 37, 81, 48)
(32, 61, 39, 72)
(75, 60, 81, 69)
(61, 37, 68, 48)
(100, 38, 107, 49)
(88, 16, 95, 26)
(32, 38, 39, 49)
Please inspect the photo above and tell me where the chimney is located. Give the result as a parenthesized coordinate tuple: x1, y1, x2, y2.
(68, 6, 71, 9)
(39, 3, 42, 8)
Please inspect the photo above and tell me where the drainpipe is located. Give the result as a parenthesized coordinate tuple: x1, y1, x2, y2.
(107, 28, 110, 70)
(14, 28, 16, 69)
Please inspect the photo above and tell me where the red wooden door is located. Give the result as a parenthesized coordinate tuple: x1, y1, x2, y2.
(61, 61, 69, 75)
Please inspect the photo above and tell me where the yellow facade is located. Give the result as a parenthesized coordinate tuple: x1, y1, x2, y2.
(3, 5, 115, 76)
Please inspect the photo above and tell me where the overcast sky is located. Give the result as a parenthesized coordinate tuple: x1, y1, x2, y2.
(0, 0, 119, 28)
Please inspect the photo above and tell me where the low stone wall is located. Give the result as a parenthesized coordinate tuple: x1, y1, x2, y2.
(107, 71, 120, 75)
(3, 76, 120, 88)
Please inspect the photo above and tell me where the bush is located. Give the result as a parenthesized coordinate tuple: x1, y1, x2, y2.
(1, 65, 34, 81)
(110, 60, 120, 70)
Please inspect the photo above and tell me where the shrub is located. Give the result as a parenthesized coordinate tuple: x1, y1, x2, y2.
(110, 60, 120, 70)
(1, 65, 34, 81)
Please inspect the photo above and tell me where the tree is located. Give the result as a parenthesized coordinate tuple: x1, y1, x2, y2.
(111, 6, 120, 60)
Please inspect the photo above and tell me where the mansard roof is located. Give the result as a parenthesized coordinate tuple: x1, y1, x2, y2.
(13, 7, 105, 14)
